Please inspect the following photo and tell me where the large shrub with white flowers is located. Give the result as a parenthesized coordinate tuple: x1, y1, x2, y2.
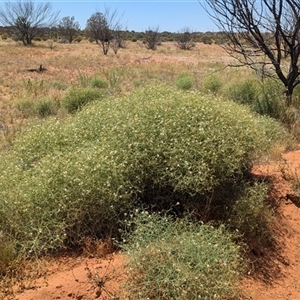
(0, 84, 287, 256)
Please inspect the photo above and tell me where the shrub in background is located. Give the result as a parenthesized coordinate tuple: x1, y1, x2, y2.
(202, 74, 223, 94)
(1, 32, 8, 40)
(90, 77, 108, 89)
(62, 87, 106, 113)
(253, 79, 284, 120)
(222, 80, 259, 107)
(34, 98, 58, 118)
(175, 73, 194, 90)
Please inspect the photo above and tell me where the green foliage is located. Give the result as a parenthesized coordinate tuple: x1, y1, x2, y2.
(253, 79, 284, 119)
(74, 36, 83, 43)
(0, 84, 287, 257)
(226, 182, 275, 246)
(175, 73, 194, 90)
(202, 74, 223, 94)
(122, 213, 244, 300)
(34, 98, 58, 118)
(222, 80, 259, 106)
(62, 87, 106, 113)
(1, 32, 8, 40)
(90, 77, 108, 89)
(15, 98, 58, 118)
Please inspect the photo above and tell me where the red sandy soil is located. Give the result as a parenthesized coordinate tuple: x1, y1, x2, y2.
(242, 147, 300, 300)
(3, 146, 300, 300)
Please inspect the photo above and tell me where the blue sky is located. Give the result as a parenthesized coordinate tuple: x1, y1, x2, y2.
(48, 1, 217, 32)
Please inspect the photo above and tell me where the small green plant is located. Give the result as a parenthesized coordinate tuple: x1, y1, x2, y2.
(90, 78, 108, 89)
(222, 80, 259, 106)
(62, 87, 105, 113)
(122, 213, 244, 300)
(202, 74, 223, 94)
(226, 182, 275, 246)
(34, 99, 58, 118)
(175, 73, 194, 90)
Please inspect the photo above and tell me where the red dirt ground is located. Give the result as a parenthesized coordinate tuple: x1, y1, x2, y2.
(3, 146, 300, 300)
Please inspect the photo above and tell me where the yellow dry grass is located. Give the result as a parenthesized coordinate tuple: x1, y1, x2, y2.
(0, 38, 235, 146)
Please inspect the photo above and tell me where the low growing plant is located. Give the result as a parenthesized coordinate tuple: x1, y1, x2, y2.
(202, 74, 223, 94)
(222, 79, 259, 106)
(122, 213, 244, 300)
(34, 98, 58, 118)
(175, 73, 194, 90)
(62, 87, 106, 113)
(226, 182, 275, 246)
(90, 77, 108, 89)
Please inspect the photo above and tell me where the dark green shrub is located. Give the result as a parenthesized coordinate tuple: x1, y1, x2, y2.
(62, 87, 105, 113)
(222, 80, 259, 106)
(175, 73, 194, 90)
(34, 99, 58, 118)
(253, 79, 284, 119)
(202, 74, 223, 94)
(90, 78, 108, 89)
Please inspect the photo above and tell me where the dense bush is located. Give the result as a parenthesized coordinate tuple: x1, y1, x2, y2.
(175, 73, 194, 90)
(122, 213, 244, 300)
(222, 80, 259, 106)
(0, 84, 287, 256)
(34, 98, 58, 118)
(62, 87, 106, 113)
(90, 77, 108, 89)
(202, 74, 223, 94)
(15, 97, 58, 118)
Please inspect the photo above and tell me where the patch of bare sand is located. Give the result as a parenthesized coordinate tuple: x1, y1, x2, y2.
(242, 147, 300, 300)
(4, 253, 128, 300)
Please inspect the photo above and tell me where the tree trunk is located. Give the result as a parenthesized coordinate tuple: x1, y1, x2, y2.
(284, 85, 293, 106)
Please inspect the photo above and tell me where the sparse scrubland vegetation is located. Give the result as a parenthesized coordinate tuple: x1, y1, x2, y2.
(0, 39, 298, 299)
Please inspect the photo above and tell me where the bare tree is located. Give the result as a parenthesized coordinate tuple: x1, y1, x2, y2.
(201, 0, 300, 105)
(86, 8, 124, 55)
(86, 12, 108, 45)
(144, 27, 160, 50)
(58, 16, 80, 43)
(111, 26, 127, 54)
(0, 0, 59, 46)
(175, 27, 195, 50)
